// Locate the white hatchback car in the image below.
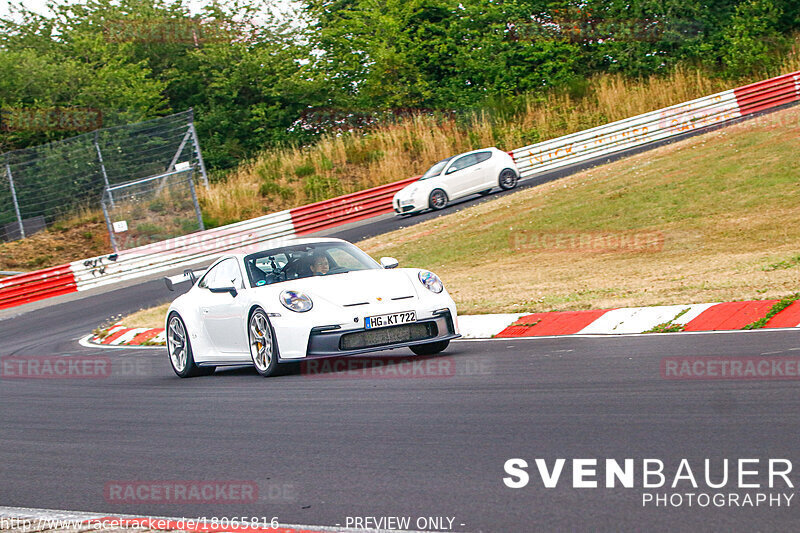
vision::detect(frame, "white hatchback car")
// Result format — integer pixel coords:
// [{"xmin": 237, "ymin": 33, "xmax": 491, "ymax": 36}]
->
[{"xmin": 393, "ymin": 147, "xmax": 519, "ymax": 214}]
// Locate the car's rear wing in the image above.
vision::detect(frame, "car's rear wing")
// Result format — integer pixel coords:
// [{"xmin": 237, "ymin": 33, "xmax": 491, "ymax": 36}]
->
[{"xmin": 164, "ymin": 268, "xmax": 206, "ymax": 291}]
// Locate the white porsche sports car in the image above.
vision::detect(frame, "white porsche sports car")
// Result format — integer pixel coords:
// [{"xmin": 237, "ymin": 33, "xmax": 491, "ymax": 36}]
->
[
  {"xmin": 164, "ymin": 238, "xmax": 459, "ymax": 378},
  {"xmin": 392, "ymin": 147, "xmax": 519, "ymax": 214}
]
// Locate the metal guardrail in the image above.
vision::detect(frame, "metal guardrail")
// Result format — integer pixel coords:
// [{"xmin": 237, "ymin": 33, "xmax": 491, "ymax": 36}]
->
[
  {"xmin": 0, "ymin": 264, "xmax": 77, "ymax": 310},
  {"xmin": 512, "ymin": 89, "xmax": 741, "ymax": 178},
  {"xmin": 1, "ymin": 70, "xmax": 799, "ymax": 310},
  {"xmin": 290, "ymin": 177, "xmax": 419, "ymax": 235},
  {"xmin": 511, "ymin": 71, "xmax": 799, "ymax": 179}
]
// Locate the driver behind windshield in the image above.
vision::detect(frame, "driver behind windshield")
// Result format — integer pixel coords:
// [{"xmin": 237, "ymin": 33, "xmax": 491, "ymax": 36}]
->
[{"xmin": 309, "ymin": 253, "xmax": 330, "ymax": 276}]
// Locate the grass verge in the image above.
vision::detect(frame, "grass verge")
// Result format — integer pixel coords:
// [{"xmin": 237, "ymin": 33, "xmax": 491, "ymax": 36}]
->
[{"xmin": 357, "ymin": 104, "xmax": 800, "ymax": 314}]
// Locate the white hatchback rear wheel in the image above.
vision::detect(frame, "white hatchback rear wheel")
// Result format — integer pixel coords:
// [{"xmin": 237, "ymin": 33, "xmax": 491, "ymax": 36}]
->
[{"xmin": 499, "ymin": 168, "xmax": 518, "ymax": 190}]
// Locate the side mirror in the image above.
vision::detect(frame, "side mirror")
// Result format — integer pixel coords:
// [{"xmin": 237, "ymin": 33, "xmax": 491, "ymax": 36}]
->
[
  {"xmin": 380, "ymin": 257, "xmax": 399, "ymax": 269},
  {"xmin": 209, "ymin": 285, "xmax": 238, "ymax": 296}
]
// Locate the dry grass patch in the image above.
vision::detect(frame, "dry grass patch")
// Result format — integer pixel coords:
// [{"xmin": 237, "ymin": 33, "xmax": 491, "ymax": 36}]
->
[
  {"xmin": 120, "ymin": 302, "xmax": 170, "ymax": 329},
  {"xmin": 0, "ymin": 210, "xmax": 109, "ymax": 271}
]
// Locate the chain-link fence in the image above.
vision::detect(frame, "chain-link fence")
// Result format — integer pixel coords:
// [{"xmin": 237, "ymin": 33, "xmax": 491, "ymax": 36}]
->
[
  {"xmin": 101, "ymin": 167, "xmax": 204, "ymax": 252},
  {"xmin": 0, "ymin": 109, "xmax": 208, "ymax": 242}
]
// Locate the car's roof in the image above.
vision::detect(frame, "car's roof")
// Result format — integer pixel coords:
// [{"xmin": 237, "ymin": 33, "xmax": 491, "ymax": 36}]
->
[
  {"xmin": 448, "ymin": 146, "xmax": 500, "ymax": 160},
  {"xmin": 224, "ymin": 237, "xmax": 351, "ymax": 260}
]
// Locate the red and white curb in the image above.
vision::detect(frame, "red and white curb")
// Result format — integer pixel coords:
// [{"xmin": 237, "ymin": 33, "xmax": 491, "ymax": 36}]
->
[
  {"xmin": 495, "ymin": 299, "xmax": 800, "ymax": 338},
  {"xmin": 0, "ymin": 506, "xmax": 436, "ymax": 533},
  {"xmin": 81, "ymin": 299, "xmax": 800, "ymax": 348},
  {"xmin": 82, "ymin": 316, "xmax": 525, "ymax": 348},
  {"xmin": 89, "ymin": 324, "xmax": 166, "ymax": 346}
]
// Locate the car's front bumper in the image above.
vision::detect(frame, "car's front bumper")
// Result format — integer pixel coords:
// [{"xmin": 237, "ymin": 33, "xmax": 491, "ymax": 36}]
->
[
  {"xmin": 297, "ymin": 309, "xmax": 458, "ymax": 360},
  {"xmin": 392, "ymin": 195, "xmax": 424, "ymax": 214}
]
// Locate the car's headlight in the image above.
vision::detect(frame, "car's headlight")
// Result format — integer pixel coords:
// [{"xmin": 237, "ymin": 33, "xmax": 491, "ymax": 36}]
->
[
  {"xmin": 418, "ymin": 270, "xmax": 444, "ymax": 293},
  {"xmin": 280, "ymin": 290, "xmax": 313, "ymax": 312}
]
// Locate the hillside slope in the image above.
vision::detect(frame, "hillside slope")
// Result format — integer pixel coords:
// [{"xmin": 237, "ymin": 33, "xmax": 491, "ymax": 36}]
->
[{"xmin": 359, "ymin": 105, "xmax": 800, "ymax": 313}]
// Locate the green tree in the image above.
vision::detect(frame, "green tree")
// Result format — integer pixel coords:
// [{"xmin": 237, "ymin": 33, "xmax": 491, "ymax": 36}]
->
[{"xmin": 721, "ymin": 0, "xmax": 785, "ymax": 77}]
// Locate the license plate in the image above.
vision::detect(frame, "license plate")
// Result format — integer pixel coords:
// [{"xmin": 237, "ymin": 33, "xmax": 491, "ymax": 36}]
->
[
  {"xmin": 365, "ymin": 311, "xmax": 416, "ymax": 329},
  {"xmin": 400, "ymin": 199, "xmax": 414, "ymax": 206}
]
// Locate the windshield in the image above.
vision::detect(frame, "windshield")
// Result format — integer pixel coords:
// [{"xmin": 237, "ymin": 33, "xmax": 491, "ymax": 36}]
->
[
  {"xmin": 419, "ymin": 157, "xmax": 452, "ymax": 180},
  {"xmin": 244, "ymin": 241, "xmax": 381, "ymax": 286}
]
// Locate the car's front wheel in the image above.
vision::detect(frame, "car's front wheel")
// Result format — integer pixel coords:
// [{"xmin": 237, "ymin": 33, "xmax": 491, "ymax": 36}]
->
[
  {"xmin": 429, "ymin": 189, "xmax": 449, "ymax": 210},
  {"xmin": 410, "ymin": 340, "xmax": 450, "ymax": 356},
  {"xmin": 249, "ymin": 308, "xmax": 279, "ymax": 377},
  {"xmin": 498, "ymin": 168, "xmax": 518, "ymax": 190},
  {"xmin": 167, "ymin": 313, "xmax": 214, "ymax": 378}
]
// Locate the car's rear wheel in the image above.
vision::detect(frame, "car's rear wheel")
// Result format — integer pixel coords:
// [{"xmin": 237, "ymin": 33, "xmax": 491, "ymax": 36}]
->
[
  {"xmin": 249, "ymin": 308, "xmax": 279, "ymax": 377},
  {"xmin": 410, "ymin": 340, "xmax": 450, "ymax": 356},
  {"xmin": 167, "ymin": 313, "xmax": 214, "ymax": 378},
  {"xmin": 498, "ymin": 168, "xmax": 518, "ymax": 190},
  {"xmin": 429, "ymin": 189, "xmax": 449, "ymax": 210}
]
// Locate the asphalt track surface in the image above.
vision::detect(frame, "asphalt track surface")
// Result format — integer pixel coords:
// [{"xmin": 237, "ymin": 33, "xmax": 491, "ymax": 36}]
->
[{"xmin": 2, "ymin": 145, "xmax": 800, "ymax": 531}]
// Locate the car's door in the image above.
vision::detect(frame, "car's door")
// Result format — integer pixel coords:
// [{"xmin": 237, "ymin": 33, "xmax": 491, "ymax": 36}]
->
[
  {"xmin": 441, "ymin": 153, "xmax": 478, "ymax": 198},
  {"xmin": 471, "ymin": 151, "xmax": 495, "ymax": 189},
  {"xmin": 200, "ymin": 258, "xmax": 249, "ymax": 356}
]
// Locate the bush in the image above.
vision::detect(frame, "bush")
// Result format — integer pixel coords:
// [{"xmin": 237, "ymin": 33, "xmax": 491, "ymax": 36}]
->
[
  {"xmin": 294, "ymin": 162, "xmax": 316, "ymax": 177},
  {"xmin": 259, "ymin": 179, "xmax": 295, "ymax": 200},
  {"xmin": 303, "ymin": 175, "xmax": 343, "ymax": 203}
]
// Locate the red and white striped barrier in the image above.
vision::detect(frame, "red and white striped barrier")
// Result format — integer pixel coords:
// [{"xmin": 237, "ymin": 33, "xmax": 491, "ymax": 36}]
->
[
  {"xmin": 0, "ymin": 264, "xmax": 77, "ymax": 310},
  {"xmin": 511, "ymin": 70, "xmax": 800, "ymax": 178},
  {"xmin": 290, "ymin": 176, "xmax": 418, "ymax": 235},
  {"xmin": 2, "ymin": 70, "xmax": 799, "ymax": 310}
]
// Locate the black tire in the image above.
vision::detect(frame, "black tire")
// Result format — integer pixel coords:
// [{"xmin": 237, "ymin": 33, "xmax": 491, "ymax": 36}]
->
[
  {"xmin": 167, "ymin": 313, "xmax": 214, "ymax": 378},
  {"xmin": 249, "ymin": 308, "xmax": 280, "ymax": 377},
  {"xmin": 479, "ymin": 189, "xmax": 492, "ymax": 196},
  {"xmin": 498, "ymin": 168, "xmax": 518, "ymax": 190},
  {"xmin": 428, "ymin": 189, "xmax": 449, "ymax": 210},
  {"xmin": 410, "ymin": 340, "xmax": 450, "ymax": 356}
]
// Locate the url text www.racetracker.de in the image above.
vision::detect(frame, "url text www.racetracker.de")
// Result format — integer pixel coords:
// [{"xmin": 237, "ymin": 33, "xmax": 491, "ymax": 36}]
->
[{"xmin": 503, "ymin": 458, "xmax": 798, "ymax": 508}]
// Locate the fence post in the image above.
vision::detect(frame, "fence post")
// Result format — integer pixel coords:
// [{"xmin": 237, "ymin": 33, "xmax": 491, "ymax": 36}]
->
[
  {"xmin": 94, "ymin": 131, "xmax": 114, "ymax": 207},
  {"xmin": 188, "ymin": 171, "xmax": 205, "ymax": 231},
  {"xmin": 5, "ymin": 161, "xmax": 24, "ymax": 239},
  {"xmin": 188, "ymin": 109, "xmax": 209, "ymax": 188},
  {"xmin": 167, "ymin": 130, "xmax": 192, "ymax": 172},
  {"xmin": 101, "ymin": 190, "xmax": 119, "ymax": 253}
]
